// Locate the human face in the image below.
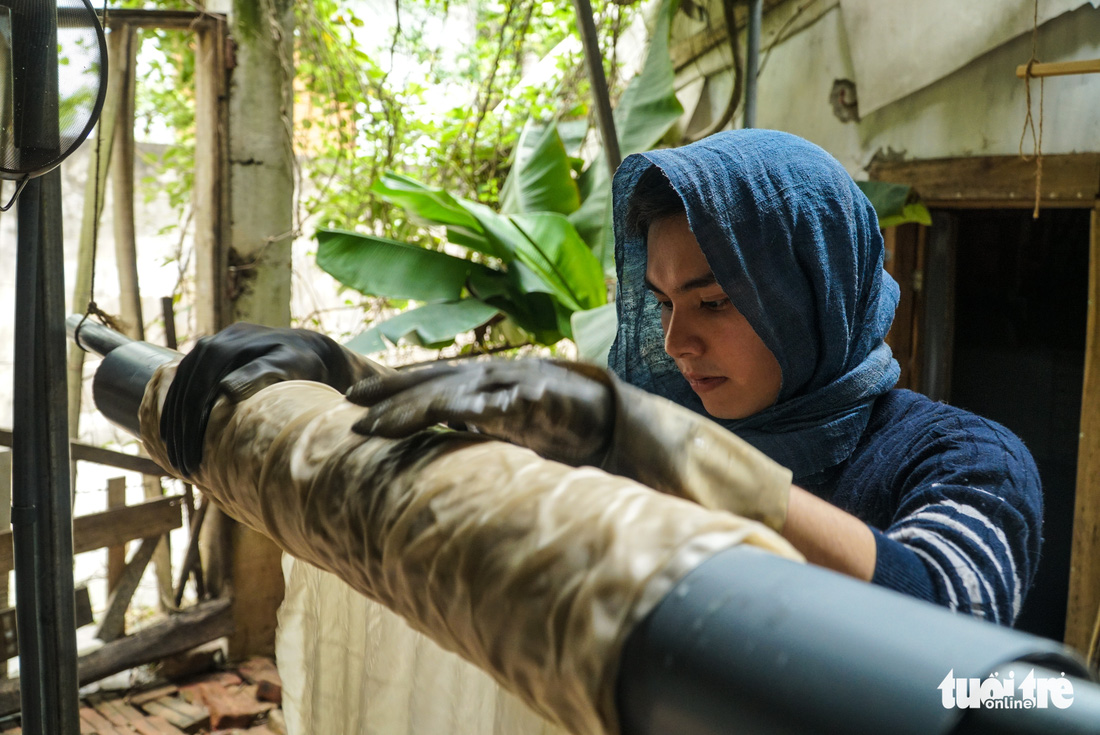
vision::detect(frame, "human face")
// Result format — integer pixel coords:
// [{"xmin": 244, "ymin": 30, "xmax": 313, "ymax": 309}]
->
[{"xmin": 644, "ymin": 213, "xmax": 782, "ymax": 419}]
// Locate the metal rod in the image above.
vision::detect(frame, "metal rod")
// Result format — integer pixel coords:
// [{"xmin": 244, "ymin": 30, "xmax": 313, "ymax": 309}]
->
[
  {"xmin": 743, "ymin": 0, "xmax": 763, "ymax": 128},
  {"xmin": 12, "ymin": 177, "xmax": 46, "ymax": 735},
  {"xmin": 572, "ymin": 0, "xmax": 621, "ymax": 172},
  {"xmin": 38, "ymin": 169, "xmax": 80, "ymax": 735},
  {"xmin": 10, "ymin": 3, "xmax": 80, "ymax": 731}
]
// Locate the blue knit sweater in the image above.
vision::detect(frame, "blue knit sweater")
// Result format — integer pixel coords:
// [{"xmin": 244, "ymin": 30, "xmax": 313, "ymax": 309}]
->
[{"xmin": 801, "ymin": 389, "xmax": 1043, "ymax": 627}]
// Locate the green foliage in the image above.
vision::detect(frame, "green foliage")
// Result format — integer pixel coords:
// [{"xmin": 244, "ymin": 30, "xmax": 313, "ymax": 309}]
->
[
  {"xmin": 316, "ymin": 172, "xmax": 607, "ymax": 352},
  {"xmin": 855, "ymin": 181, "xmax": 933, "ymax": 229},
  {"xmin": 315, "ymin": 0, "xmax": 686, "ymax": 356}
]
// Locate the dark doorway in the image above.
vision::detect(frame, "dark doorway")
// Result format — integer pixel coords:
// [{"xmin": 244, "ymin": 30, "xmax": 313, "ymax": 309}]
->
[{"xmin": 947, "ymin": 208, "xmax": 1089, "ymax": 641}]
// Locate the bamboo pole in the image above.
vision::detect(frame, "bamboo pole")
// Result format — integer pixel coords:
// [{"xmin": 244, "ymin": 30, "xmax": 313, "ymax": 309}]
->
[
  {"xmin": 1016, "ymin": 58, "xmax": 1100, "ymax": 78},
  {"xmin": 108, "ymin": 25, "xmax": 175, "ymax": 611},
  {"xmin": 65, "ymin": 27, "xmax": 128, "ymax": 437},
  {"xmin": 112, "ymin": 23, "xmax": 142, "ymax": 342}
]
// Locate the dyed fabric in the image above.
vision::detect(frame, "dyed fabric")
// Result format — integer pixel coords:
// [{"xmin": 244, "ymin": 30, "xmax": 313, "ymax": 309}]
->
[
  {"xmin": 609, "ymin": 130, "xmax": 900, "ymax": 481},
  {"xmin": 808, "ymin": 389, "xmax": 1042, "ymax": 626}
]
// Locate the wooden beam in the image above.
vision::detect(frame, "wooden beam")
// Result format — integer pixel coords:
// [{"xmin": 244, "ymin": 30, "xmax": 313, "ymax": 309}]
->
[
  {"xmin": 193, "ymin": 18, "xmax": 230, "ymax": 336},
  {"xmin": 867, "ymin": 154, "xmax": 1100, "ymax": 207},
  {"xmin": 1066, "ymin": 206, "xmax": 1100, "ymax": 655},
  {"xmin": 0, "ymin": 429, "xmax": 168, "ymax": 477},
  {"xmin": 0, "ymin": 598, "xmax": 233, "ymax": 716},
  {"xmin": 669, "ymin": 0, "xmax": 788, "ymax": 71},
  {"xmin": 97, "ymin": 538, "xmax": 159, "ymax": 643},
  {"xmin": 100, "ymin": 8, "xmax": 224, "ymax": 31},
  {"xmin": 1016, "ymin": 58, "xmax": 1100, "ymax": 79},
  {"xmin": 0, "ymin": 497, "xmax": 182, "ymax": 577},
  {"xmin": 0, "ymin": 587, "xmax": 95, "ymax": 663},
  {"xmin": 106, "ymin": 477, "xmax": 128, "ymax": 594}
]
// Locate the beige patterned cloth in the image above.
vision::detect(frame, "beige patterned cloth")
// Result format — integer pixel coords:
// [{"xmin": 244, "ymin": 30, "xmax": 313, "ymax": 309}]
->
[{"xmin": 140, "ymin": 363, "xmax": 801, "ymax": 735}]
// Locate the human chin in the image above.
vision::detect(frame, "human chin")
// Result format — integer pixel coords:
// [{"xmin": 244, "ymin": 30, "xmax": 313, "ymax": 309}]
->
[{"xmin": 697, "ymin": 384, "xmax": 763, "ymax": 420}]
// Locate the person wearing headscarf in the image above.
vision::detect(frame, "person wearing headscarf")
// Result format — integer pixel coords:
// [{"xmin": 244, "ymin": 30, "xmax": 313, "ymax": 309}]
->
[{"xmin": 159, "ymin": 130, "xmax": 1041, "ymax": 627}]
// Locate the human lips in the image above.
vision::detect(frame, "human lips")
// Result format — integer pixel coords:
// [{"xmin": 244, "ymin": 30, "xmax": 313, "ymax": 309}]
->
[{"xmin": 682, "ymin": 372, "xmax": 728, "ymax": 393}]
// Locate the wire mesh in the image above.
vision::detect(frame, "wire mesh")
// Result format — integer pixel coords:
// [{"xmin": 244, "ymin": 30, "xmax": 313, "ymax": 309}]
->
[{"xmin": 0, "ymin": 0, "xmax": 107, "ymax": 180}]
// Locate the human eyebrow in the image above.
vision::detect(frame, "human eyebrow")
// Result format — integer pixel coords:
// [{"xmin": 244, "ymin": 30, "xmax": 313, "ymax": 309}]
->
[{"xmin": 644, "ymin": 271, "xmax": 719, "ymax": 296}]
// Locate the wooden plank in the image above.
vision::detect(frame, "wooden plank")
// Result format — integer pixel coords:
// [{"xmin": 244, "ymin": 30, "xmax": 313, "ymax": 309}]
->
[
  {"xmin": 868, "ymin": 154, "xmax": 1100, "ymax": 207},
  {"xmin": 99, "ymin": 8, "xmax": 223, "ymax": 30},
  {"xmin": 77, "ymin": 706, "xmax": 125, "ymax": 735},
  {"xmin": 0, "ymin": 430, "xmax": 167, "ymax": 477},
  {"xmin": 141, "ymin": 697, "xmax": 209, "ymax": 733},
  {"xmin": 1066, "ymin": 207, "xmax": 1100, "ymax": 656},
  {"xmin": 1016, "ymin": 58, "xmax": 1100, "ymax": 78},
  {"xmin": 133, "ymin": 715, "xmax": 186, "ymax": 735},
  {"xmin": 91, "ymin": 698, "xmax": 134, "ymax": 730},
  {"xmin": 0, "ymin": 587, "xmax": 94, "ymax": 662},
  {"xmin": 128, "ymin": 685, "xmax": 179, "ymax": 708},
  {"xmin": 134, "ymin": 715, "xmax": 187, "ymax": 735},
  {"xmin": 883, "ymin": 224, "xmax": 922, "ymax": 391},
  {"xmin": 0, "ymin": 497, "xmax": 181, "ymax": 576},
  {"xmin": 106, "ymin": 477, "xmax": 128, "ymax": 595},
  {"xmin": 97, "ymin": 537, "xmax": 159, "ymax": 642},
  {"xmin": 0, "ymin": 598, "xmax": 233, "ymax": 716}
]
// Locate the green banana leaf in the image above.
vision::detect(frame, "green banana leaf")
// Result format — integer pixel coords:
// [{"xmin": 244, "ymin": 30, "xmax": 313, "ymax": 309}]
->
[
  {"xmin": 371, "ymin": 173, "xmax": 509, "ymax": 261},
  {"xmin": 316, "ymin": 229, "xmax": 505, "ymax": 302},
  {"xmin": 499, "ymin": 121, "xmax": 581, "ymax": 216},
  {"xmin": 346, "ymin": 299, "xmax": 501, "ymax": 354},
  {"xmin": 571, "ymin": 302, "xmax": 618, "ymax": 367},
  {"xmin": 569, "ymin": 0, "xmax": 684, "ymax": 272},
  {"xmin": 454, "ymin": 201, "xmax": 606, "ymax": 313},
  {"xmin": 855, "ymin": 181, "xmax": 932, "ymax": 229}
]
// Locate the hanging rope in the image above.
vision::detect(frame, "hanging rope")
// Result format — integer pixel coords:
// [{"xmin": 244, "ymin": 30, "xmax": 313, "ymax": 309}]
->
[
  {"xmin": 1018, "ymin": 0, "xmax": 1044, "ymax": 220},
  {"xmin": 76, "ymin": 0, "xmax": 124, "ymax": 339}
]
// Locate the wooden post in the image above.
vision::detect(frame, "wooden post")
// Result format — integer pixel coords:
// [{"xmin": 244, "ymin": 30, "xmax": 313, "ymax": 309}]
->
[
  {"xmin": 1066, "ymin": 206, "xmax": 1100, "ymax": 656},
  {"xmin": 105, "ymin": 477, "xmax": 127, "ymax": 595},
  {"xmin": 193, "ymin": 17, "xmax": 230, "ymax": 337},
  {"xmin": 206, "ymin": 0, "xmax": 295, "ymax": 658},
  {"xmin": 106, "ymin": 24, "xmax": 176, "ymax": 611}
]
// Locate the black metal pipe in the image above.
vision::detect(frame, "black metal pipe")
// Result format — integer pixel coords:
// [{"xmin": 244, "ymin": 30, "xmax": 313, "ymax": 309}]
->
[
  {"xmin": 12, "ymin": 176, "xmax": 47, "ymax": 735},
  {"xmin": 66, "ymin": 316, "xmax": 178, "ymax": 436},
  {"xmin": 10, "ymin": 3, "xmax": 81, "ymax": 731},
  {"xmin": 74, "ymin": 325, "xmax": 1100, "ymax": 734},
  {"xmin": 572, "ymin": 0, "xmax": 621, "ymax": 173},
  {"xmin": 617, "ymin": 545, "xmax": 1098, "ymax": 735},
  {"xmin": 743, "ymin": 0, "xmax": 762, "ymax": 128},
  {"xmin": 14, "ymin": 179, "xmax": 80, "ymax": 734}
]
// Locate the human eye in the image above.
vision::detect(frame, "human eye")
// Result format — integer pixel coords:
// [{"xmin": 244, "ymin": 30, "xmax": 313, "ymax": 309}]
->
[{"xmin": 701, "ymin": 297, "xmax": 731, "ymax": 311}]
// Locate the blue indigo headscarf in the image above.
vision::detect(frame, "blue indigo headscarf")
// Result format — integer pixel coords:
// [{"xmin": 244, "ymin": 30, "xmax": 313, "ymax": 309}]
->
[{"xmin": 608, "ymin": 129, "xmax": 900, "ymax": 482}]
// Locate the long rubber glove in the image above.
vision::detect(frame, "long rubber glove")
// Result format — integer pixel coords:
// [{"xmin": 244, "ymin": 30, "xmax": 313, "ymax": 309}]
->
[
  {"xmin": 347, "ymin": 359, "xmax": 792, "ymax": 530},
  {"xmin": 161, "ymin": 322, "xmax": 393, "ymax": 477}
]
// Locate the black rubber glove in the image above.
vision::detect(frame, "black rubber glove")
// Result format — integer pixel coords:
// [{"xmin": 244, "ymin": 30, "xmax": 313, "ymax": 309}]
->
[
  {"xmin": 161, "ymin": 322, "xmax": 392, "ymax": 477},
  {"xmin": 348, "ymin": 357, "xmax": 793, "ymax": 530},
  {"xmin": 347, "ymin": 359, "xmax": 614, "ymax": 465}
]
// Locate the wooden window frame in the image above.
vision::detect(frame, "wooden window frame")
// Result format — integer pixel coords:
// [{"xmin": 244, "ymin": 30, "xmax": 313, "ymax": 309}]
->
[{"xmin": 871, "ymin": 154, "xmax": 1100, "ymax": 657}]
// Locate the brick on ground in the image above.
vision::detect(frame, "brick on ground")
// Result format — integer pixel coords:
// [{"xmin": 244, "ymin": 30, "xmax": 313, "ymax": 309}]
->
[
  {"xmin": 192, "ymin": 680, "xmax": 276, "ymax": 730},
  {"xmin": 236, "ymin": 657, "xmax": 282, "ymax": 706}
]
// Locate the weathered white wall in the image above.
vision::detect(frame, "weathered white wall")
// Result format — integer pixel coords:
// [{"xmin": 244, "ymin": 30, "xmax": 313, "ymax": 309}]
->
[{"xmin": 674, "ymin": 1, "xmax": 1100, "ymax": 174}]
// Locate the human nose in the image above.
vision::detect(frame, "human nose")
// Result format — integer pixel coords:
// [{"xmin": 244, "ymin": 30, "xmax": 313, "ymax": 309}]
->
[{"xmin": 663, "ymin": 309, "xmax": 704, "ymax": 358}]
